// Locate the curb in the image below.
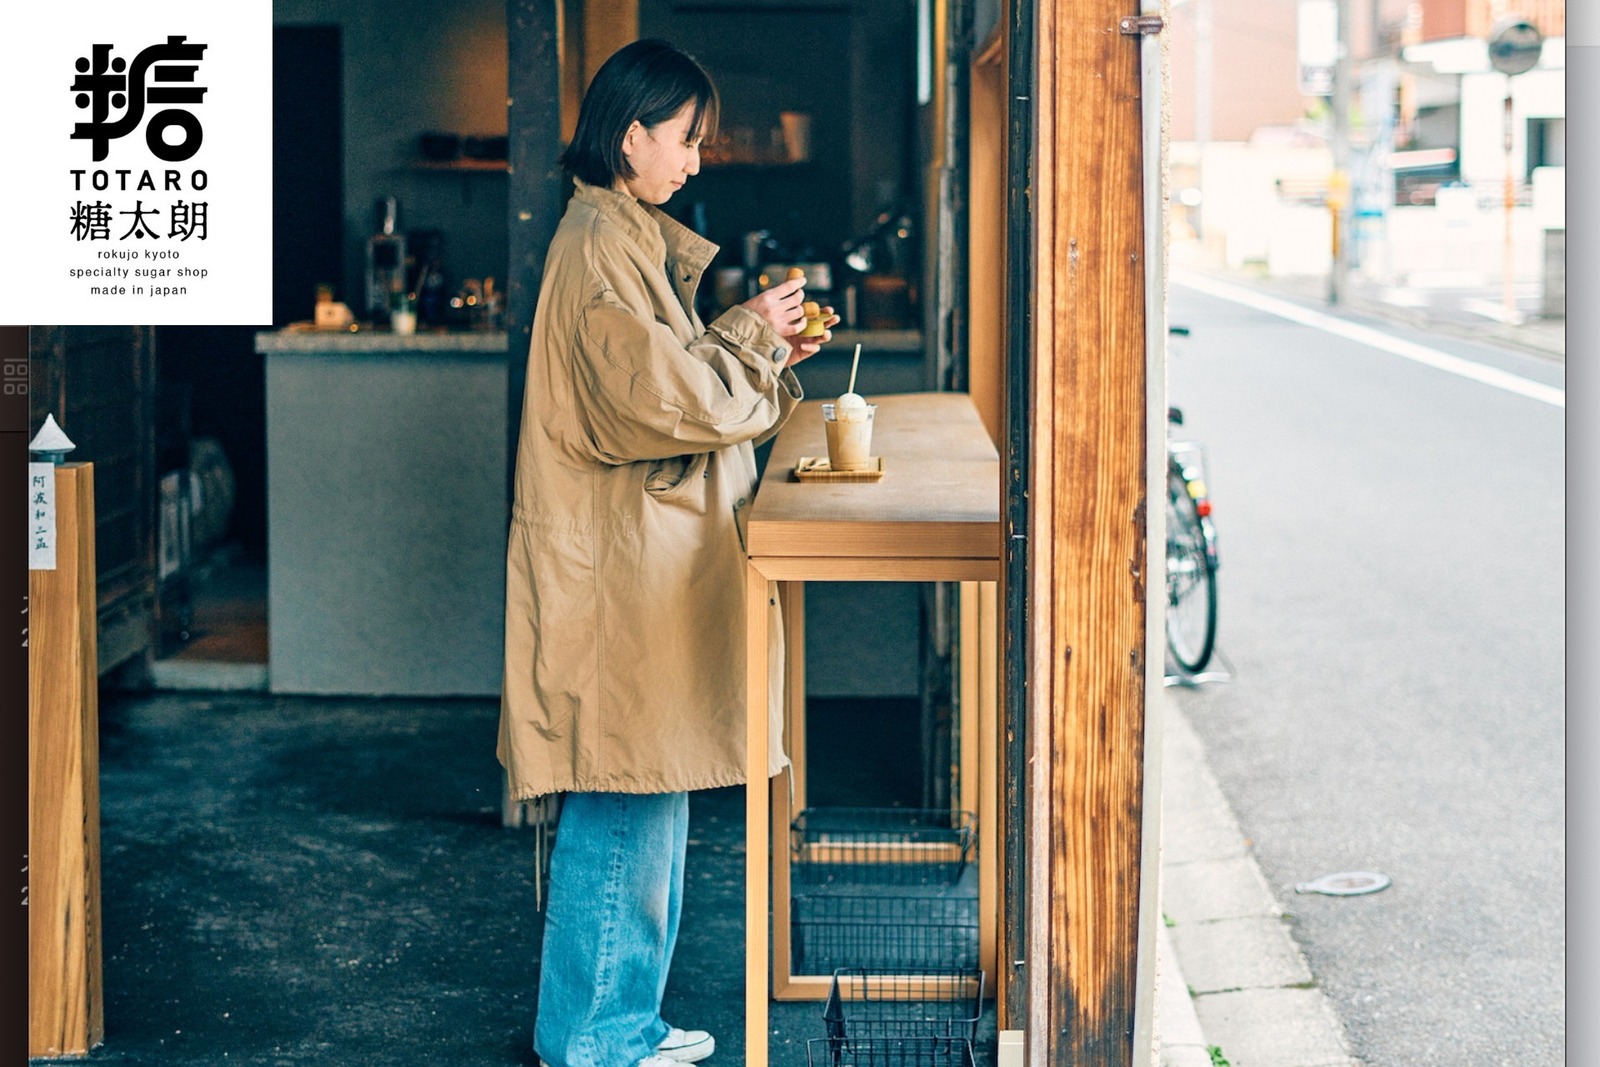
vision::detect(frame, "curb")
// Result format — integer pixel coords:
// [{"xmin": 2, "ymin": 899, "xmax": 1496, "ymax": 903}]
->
[
  {"xmin": 1158, "ymin": 699, "xmax": 1359, "ymax": 1067},
  {"xmin": 1156, "ymin": 923, "xmax": 1212, "ymax": 1067}
]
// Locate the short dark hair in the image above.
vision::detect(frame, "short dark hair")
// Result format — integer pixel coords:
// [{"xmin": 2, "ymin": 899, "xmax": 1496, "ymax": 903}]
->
[{"xmin": 560, "ymin": 39, "xmax": 719, "ymax": 188}]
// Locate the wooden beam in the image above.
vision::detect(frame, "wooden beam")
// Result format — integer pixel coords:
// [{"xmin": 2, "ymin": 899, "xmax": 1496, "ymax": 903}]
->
[
  {"xmin": 1018, "ymin": 0, "xmax": 1153, "ymax": 1060},
  {"xmin": 582, "ymin": 0, "xmax": 636, "ymax": 88}
]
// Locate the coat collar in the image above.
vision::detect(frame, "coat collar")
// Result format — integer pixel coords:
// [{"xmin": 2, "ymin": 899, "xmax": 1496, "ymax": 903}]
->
[{"xmin": 572, "ymin": 180, "xmax": 719, "ymax": 275}]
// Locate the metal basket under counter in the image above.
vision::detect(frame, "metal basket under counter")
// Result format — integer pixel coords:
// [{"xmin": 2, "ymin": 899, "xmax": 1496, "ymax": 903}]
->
[
  {"xmin": 789, "ymin": 808, "xmax": 980, "ymax": 975},
  {"xmin": 822, "ymin": 966, "xmax": 985, "ymax": 1041},
  {"xmin": 807, "ymin": 1037, "xmax": 977, "ymax": 1067},
  {"xmin": 791, "ymin": 808, "xmax": 976, "ymax": 887}
]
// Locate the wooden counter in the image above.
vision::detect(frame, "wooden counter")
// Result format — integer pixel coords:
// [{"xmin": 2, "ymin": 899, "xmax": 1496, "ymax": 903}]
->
[
  {"xmin": 742, "ymin": 392, "xmax": 1001, "ymax": 1060},
  {"xmin": 749, "ymin": 392, "xmax": 1001, "ymax": 575}
]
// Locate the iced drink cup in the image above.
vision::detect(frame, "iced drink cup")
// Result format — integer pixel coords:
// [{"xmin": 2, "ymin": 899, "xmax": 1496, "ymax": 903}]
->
[{"xmin": 822, "ymin": 402, "xmax": 876, "ymax": 471}]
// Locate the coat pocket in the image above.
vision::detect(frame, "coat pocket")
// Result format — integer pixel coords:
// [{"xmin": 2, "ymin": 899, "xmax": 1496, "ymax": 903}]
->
[{"xmin": 643, "ymin": 452, "xmax": 709, "ymax": 505}]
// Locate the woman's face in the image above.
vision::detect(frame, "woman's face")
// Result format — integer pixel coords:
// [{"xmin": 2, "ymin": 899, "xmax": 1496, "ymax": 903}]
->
[{"xmin": 618, "ymin": 102, "xmax": 703, "ymax": 205}]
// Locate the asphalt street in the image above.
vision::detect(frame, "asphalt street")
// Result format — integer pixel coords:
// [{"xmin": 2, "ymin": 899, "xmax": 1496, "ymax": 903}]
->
[{"xmin": 1164, "ymin": 278, "xmax": 1565, "ymax": 1065}]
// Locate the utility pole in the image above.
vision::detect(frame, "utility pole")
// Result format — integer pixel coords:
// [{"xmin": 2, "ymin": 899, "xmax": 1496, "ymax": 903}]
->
[
  {"xmin": 1502, "ymin": 84, "xmax": 1517, "ymax": 324},
  {"xmin": 1487, "ymin": 17, "xmax": 1544, "ymax": 326},
  {"xmin": 1327, "ymin": 0, "xmax": 1352, "ymax": 305}
]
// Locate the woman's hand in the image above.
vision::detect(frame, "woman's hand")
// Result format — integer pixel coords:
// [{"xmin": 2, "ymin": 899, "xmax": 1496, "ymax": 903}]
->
[
  {"xmin": 741, "ymin": 276, "xmax": 807, "ymax": 339},
  {"xmin": 780, "ymin": 307, "xmax": 841, "ymax": 367},
  {"xmin": 740, "ymin": 278, "xmax": 840, "ymax": 367}
]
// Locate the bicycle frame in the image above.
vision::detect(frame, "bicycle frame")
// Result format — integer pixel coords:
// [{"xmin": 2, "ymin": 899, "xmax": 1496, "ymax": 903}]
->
[{"xmin": 1166, "ymin": 438, "xmax": 1218, "ymax": 571}]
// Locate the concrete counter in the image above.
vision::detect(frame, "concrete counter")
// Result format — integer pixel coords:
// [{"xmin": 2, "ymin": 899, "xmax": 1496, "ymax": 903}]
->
[{"xmin": 260, "ymin": 330, "xmax": 507, "ymax": 697}]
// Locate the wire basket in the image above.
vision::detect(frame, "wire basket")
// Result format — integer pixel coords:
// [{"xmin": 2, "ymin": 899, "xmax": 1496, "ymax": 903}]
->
[
  {"xmin": 790, "ymin": 887, "xmax": 980, "ymax": 974},
  {"xmin": 807, "ymin": 1037, "xmax": 976, "ymax": 1067},
  {"xmin": 792, "ymin": 808, "xmax": 977, "ymax": 887},
  {"xmin": 823, "ymin": 967, "xmax": 985, "ymax": 1041}
]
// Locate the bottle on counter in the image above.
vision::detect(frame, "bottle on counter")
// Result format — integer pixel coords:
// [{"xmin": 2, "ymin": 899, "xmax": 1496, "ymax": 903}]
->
[
  {"xmin": 416, "ymin": 263, "xmax": 446, "ymax": 327},
  {"xmin": 365, "ymin": 197, "xmax": 407, "ymax": 325},
  {"xmin": 409, "ymin": 229, "xmax": 447, "ymax": 328}
]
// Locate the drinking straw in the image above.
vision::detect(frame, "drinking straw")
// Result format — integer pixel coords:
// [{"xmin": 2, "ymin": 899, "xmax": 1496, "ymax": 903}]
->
[{"xmin": 847, "ymin": 343, "xmax": 863, "ymax": 395}]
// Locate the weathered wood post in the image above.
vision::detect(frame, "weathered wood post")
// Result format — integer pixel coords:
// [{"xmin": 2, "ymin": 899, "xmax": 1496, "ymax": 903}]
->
[
  {"xmin": 1004, "ymin": 0, "xmax": 1163, "ymax": 1061},
  {"xmin": 29, "ymin": 460, "xmax": 104, "ymax": 1058}
]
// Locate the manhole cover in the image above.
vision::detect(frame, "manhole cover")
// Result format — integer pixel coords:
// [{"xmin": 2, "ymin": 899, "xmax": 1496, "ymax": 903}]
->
[{"xmin": 1294, "ymin": 871, "xmax": 1391, "ymax": 896}]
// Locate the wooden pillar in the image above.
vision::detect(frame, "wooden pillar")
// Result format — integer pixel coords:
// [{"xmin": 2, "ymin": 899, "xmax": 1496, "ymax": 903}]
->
[
  {"xmin": 967, "ymin": 26, "xmax": 1008, "ymax": 446},
  {"xmin": 29, "ymin": 463, "xmax": 103, "ymax": 1058},
  {"xmin": 1009, "ymin": 0, "xmax": 1154, "ymax": 1060},
  {"xmin": 582, "ymin": 0, "xmax": 637, "ymax": 86}
]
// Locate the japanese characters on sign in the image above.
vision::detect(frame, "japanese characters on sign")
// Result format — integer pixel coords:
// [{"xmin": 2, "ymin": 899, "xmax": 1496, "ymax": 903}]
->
[
  {"xmin": 67, "ymin": 38, "xmax": 211, "ymax": 251},
  {"xmin": 29, "ymin": 465, "xmax": 57, "ymax": 572},
  {"xmin": 0, "ymin": 1, "xmax": 272, "ymax": 325}
]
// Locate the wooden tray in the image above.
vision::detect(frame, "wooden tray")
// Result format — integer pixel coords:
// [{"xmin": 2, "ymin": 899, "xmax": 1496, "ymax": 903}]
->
[{"xmin": 791, "ymin": 456, "xmax": 886, "ymax": 483}]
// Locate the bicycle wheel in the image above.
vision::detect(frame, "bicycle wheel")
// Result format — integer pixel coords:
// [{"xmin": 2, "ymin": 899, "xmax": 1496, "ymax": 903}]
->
[{"xmin": 1165, "ymin": 462, "xmax": 1217, "ymax": 673}]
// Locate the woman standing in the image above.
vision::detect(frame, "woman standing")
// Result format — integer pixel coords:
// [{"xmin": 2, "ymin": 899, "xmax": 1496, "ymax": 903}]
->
[{"xmin": 498, "ymin": 39, "xmax": 835, "ymax": 1067}]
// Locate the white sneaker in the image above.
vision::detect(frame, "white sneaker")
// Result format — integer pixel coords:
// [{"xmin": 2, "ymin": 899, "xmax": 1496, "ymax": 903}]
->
[
  {"xmin": 655, "ymin": 1027, "xmax": 716, "ymax": 1063},
  {"xmin": 536, "ymin": 1028, "xmax": 715, "ymax": 1067}
]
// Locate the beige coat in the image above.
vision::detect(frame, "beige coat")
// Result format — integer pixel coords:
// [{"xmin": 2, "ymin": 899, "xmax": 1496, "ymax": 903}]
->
[{"xmin": 498, "ymin": 181, "xmax": 801, "ymax": 799}]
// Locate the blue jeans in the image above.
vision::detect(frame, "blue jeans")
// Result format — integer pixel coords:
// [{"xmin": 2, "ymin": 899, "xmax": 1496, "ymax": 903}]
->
[{"xmin": 535, "ymin": 791, "xmax": 689, "ymax": 1067}]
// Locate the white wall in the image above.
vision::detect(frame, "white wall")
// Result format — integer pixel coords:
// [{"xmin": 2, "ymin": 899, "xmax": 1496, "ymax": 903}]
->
[
  {"xmin": 1458, "ymin": 65, "xmax": 1564, "ymax": 184},
  {"xmin": 1370, "ymin": 203, "xmax": 1551, "ymax": 286},
  {"xmin": 1195, "ymin": 142, "xmax": 1334, "ymax": 269}
]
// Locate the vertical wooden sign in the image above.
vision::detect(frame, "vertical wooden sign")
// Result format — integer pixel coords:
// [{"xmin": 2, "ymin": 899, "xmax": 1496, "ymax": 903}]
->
[{"xmin": 28, "ymin": 463, "xmax": 104, "ymax": 1058}]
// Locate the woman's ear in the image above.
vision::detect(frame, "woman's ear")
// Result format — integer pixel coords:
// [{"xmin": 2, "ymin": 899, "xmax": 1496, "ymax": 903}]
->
[{"xmin": 620, "ymin": 119, "xmax": 644, "ymax": 160}]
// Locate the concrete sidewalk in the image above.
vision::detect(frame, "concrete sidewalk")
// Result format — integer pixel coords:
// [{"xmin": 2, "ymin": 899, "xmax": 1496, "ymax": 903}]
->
[{"xmin": 1156, "ymin": 698, "xmax": 1359, "ymax": 1067}]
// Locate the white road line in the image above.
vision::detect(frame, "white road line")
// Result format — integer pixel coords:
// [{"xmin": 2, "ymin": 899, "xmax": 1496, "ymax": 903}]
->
[{"xmin": 1175, "ymin": 273, "xmax": 1565, "ymax": 410}]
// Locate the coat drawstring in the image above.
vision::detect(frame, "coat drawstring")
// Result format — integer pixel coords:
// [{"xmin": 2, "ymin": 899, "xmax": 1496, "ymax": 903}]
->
[
  {"xmin": 503, "ymin": 774, "xmax": 561, "ymax": 910},
  {"xmin": 532, "ymin": 794, "xmax": 560, "ymax": 911}
]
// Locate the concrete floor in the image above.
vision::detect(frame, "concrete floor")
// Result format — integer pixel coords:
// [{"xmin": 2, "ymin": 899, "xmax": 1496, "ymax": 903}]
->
[{"xmin": 76, "ymin": 689, "xmax": 993, "ymax": 1067}]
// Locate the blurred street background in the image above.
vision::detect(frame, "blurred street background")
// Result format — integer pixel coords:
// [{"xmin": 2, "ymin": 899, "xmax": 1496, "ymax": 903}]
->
[
  {"xmin": 1165, "ymin": 0, "xmax": 1564, "ymax": 334},
  {"xmin": 1163, "ymin": 274, "xmax": 1563, "ymax": 1065},
  {"xmin": 1156, "ymin": 0, "xmax": 1564, "ymax": 1063}
]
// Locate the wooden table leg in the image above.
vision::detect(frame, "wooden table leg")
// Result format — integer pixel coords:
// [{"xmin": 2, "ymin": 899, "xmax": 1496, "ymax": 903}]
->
[
  {"xmin": 783, "ymin": 583, "xmax": 807, "ymax": 813},
  {"xmin": 977, "ymin": 582, "xmax": 1000, "ymax": 999},
  {"xmin": 961, "ymin": 581, "xmax": 1002, "ymax": 1003},
  {"xmin": 772, "ymin": 582, "xmax": 803, "ymax": 999},
  {"xmin": 744, "ymin": 562, "xmax": 771, "ymax": 1067}
]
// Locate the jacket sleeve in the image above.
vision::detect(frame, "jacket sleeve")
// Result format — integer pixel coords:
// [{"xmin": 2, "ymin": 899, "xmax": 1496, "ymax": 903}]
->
[{"xmin": 571, "ymin": 289, "xmax": 804, "ymax": 464}]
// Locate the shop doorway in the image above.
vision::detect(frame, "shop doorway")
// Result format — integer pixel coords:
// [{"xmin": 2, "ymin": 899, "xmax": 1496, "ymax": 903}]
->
[{"xmin": 150, "ymin": 26, "xmax": 342, "ymax": 687}]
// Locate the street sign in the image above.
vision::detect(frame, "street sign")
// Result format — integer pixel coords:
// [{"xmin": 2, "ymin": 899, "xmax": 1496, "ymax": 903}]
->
[
  {"xmin": 1488, "ymin": 17, "xmax": 1543, "ymax": 76},
  {"xmin": 1297, "ymin": 0, "xmax": 1337, "ymax": 95}
]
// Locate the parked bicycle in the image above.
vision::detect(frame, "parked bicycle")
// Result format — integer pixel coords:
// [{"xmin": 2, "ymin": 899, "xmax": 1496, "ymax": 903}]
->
[{"xmin": 1165, "ymin": 326, "xmax": 1220, "ymax": 677}]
